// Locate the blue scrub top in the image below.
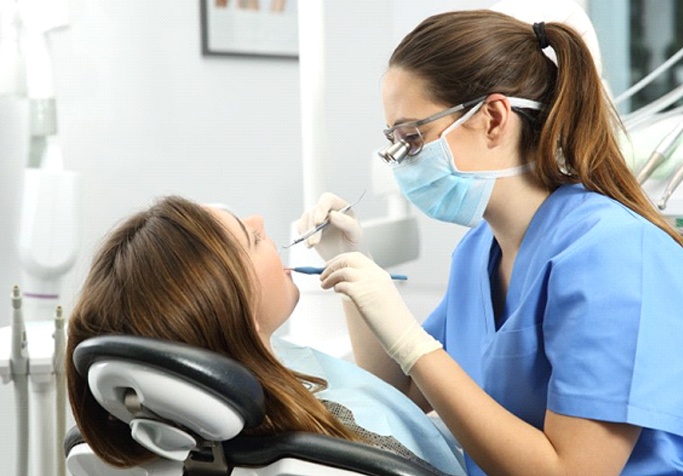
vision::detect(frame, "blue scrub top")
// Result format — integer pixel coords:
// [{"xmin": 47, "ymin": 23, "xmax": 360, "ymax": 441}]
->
[{"xmin": 423, "ymin": 184, "xmax": 683, "ymax": 476}]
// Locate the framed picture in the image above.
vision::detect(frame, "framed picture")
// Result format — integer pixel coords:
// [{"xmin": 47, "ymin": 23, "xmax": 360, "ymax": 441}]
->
[{"xmin": 200, "ymin": 0, "xmax": 298, "ymax": 59}]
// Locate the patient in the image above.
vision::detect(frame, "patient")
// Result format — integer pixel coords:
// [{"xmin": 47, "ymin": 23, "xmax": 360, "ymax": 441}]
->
[{"xmin": 66, "ymin": 195, "xmax": 464, "ymax": 475}]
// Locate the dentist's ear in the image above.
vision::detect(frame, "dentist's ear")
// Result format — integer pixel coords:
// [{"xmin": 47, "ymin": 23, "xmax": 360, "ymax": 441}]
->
[{"xmin": 482, "ymin": 94, "xmax": 515, "ymax": 148}]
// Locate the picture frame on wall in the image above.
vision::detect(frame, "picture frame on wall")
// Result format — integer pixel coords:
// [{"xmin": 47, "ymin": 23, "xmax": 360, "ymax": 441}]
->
[{"xmin": 200, "ymin": 0, "xmax": 298, "ymax": 59}]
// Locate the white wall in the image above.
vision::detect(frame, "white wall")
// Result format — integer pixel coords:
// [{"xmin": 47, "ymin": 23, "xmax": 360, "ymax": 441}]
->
[{"xmin": 0, "ymin": 0, "xmax": 494, "ymax": 472}]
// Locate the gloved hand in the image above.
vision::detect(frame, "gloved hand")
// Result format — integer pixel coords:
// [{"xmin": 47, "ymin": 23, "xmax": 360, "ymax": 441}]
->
[
  {"xmin": 319, "ymin": 252, "xmax": 442, "ymax": 374},
  {"xmin": 296, "ymin": 193, "xmax": 367, "ymax": 261}
]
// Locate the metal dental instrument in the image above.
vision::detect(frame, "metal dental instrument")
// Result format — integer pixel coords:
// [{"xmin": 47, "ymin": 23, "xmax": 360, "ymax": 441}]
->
[
  {"xmin": 636, "ymin": 120, "xmax": 683, "ymax": 184},
  {"xmin": 289, "ymin": 266, "xmax": 408, "ymax": 281},
  {"xmin": 282, "ymin": 190, "xmax": 366, "ymax": 249},
  {"xmin": 658, "ymin": 160, "xmax": 683, "ymax": 210}
]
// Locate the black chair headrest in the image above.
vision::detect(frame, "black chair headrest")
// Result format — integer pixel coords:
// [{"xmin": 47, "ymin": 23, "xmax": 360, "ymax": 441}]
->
[{"xmin": 73, "ymin": 335, "xmax": 265, "ymax": 428}]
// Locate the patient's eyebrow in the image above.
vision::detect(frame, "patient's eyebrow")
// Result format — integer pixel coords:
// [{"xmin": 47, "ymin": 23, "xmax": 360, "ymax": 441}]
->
[{"xmin": 231, "ymin": 213, "xmax": 253, "ymax": 248}]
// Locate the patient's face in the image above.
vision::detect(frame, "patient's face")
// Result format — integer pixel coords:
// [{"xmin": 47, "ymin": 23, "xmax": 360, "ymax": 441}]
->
[{"xmin": 206, "ymin": 207, "xmax": 300, "ymax": 339}]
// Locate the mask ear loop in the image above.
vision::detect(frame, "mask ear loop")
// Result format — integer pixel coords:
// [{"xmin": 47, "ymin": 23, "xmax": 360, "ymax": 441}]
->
[
  {"xmin": 438, "ymin": 101, "xmax": 485, "ymax": 168},
  {"xmin": 440, "ymin": 99, "xmax": 537, "ymax": 177}
]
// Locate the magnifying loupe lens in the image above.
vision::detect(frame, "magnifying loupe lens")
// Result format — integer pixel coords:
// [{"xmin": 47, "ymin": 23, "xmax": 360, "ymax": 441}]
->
[
  {"xmin": 378, "ymin": 141, "xmax": 410, "ymax": 164},
  {"xmin": 394, "ymin": 128, "xmax": 423, "ymax": 155}
]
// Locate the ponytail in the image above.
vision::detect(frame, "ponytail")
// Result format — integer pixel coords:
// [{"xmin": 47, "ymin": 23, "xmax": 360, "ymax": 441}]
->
[{"xmin": 539, "ymin": 22, "xmax": 683, "ymax": 246}]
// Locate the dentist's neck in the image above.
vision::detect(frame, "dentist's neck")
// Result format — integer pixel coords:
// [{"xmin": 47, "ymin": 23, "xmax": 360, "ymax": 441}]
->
[{"xmin": 485, "ymin": 172, "xmax": 550, "ymax": 257}]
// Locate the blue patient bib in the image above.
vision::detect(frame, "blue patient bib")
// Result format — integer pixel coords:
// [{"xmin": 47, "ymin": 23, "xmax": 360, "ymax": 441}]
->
[{"xmin": 272, "ymin": 337, "xmax": 466, "ymax": 476}]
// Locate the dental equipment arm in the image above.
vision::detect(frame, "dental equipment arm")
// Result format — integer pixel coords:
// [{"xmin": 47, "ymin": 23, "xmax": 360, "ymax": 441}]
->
[
  {"xmin": 6, "ymin": 11, "xmax": 81, "ymax": 476},
  {"xmin": 615, "ymin": 45, "xmax": 683, "ymax": 106},
  {"xmin": 19, "ymin": 16, "xmax": 80, "ymax": 305},
  {"xmin": 657, "ymin": 161, "xmax": 683, "ymax": 211},
  {"xmin": 636, "ymin": 120, "xmax": 683, "ymax": 184},
  {"xmin": 623, "ymin": 84, "xmax": 683, "ymax": 130},
  {"xmin": 11, "ymin": 286, "xmax": 29, "ymax": 476}
]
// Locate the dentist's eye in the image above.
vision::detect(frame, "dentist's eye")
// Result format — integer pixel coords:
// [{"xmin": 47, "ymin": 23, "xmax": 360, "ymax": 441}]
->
[{"xmin": 253, "ymin": 231, "xmax": 264, "ymax": 244}]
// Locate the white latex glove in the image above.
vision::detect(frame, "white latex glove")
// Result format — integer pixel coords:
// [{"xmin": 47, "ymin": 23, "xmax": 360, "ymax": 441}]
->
[
  {"xmin": 320, "ymin": 252, "xmax": 442, "ymax": 374},
  {"xmin": 296, "ymin": 192, "xmax": 367, "ymax": 261}
]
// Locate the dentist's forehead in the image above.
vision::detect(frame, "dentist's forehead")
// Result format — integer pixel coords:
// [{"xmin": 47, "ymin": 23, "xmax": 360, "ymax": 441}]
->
[{"xmin": 382, "ymin": 68, "xmax": 445, "ymax": 127}]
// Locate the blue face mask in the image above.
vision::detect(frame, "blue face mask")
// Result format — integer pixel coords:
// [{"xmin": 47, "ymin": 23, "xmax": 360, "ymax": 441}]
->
[{"xmin": 391, "ymin": 98, "xmax": 539, "ymax": 227}]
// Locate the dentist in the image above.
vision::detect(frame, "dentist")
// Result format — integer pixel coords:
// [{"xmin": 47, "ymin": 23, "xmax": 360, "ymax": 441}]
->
[{"xmin": 299, "ymin": 9, "xmax": 683, "ymax": 476}]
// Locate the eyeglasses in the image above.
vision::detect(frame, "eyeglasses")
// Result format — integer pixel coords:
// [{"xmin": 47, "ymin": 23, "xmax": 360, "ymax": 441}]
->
[{"xmin": 378, "ymin": 96, "xmax": 486, "ymax": 164}]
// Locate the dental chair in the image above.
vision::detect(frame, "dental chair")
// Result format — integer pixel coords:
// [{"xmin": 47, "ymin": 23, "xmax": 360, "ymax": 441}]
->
[{"xmin": 64, "ymin": 335, "xmax": 441, "ymax": 476}]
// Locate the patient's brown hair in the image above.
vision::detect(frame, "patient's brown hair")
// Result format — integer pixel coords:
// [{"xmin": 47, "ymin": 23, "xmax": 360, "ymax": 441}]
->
[{"xmin": 66, "ymin": 196, "xmax": 358, "ymax": 468}]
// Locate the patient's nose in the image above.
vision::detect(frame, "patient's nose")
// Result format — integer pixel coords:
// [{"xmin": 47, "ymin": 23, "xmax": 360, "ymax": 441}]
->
[{"xmin": 243, "ymin": 215, "xmax": 265, "ymax": 234}]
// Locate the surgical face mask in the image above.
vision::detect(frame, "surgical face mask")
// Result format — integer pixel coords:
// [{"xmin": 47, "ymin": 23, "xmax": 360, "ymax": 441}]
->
[{"xmin": 390, "ymin": 98, "xmax": 541, "ymax": 227}]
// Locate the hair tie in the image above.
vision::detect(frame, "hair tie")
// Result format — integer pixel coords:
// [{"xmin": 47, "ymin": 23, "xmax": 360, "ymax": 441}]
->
[{"xmin": 533, "ymin": 22, "xmax": 549, "ymax": 49}]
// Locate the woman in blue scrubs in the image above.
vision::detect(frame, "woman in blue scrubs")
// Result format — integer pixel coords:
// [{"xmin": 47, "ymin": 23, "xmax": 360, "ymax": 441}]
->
[{"xmin": 300, "ymin": 9, "xmax": 683, "ymax": 476}]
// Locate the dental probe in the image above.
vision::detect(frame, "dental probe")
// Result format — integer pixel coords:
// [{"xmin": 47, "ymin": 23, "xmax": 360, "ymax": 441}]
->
[
  {"xmin": 658, "ymin": 160, "xmax": 683, "ymax": 210},
  {"xmin": 637, "ymin": 121, "xmax": 683, "ymax": 184},
  {"xmin": 282, "ymin": 191, "xmax": 366, "ymax": 249},
  {"xmin": 289, "ymin": 266, "xmax": 408, "ymax": 281}
]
